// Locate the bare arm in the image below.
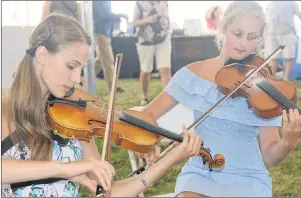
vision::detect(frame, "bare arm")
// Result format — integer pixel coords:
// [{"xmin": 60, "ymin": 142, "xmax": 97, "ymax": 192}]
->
[
  {"xmin": 141, "ymin": 60, "xmax": 209, "ymax": 120},
  {"xmin": 110, "ymin": 150, "xmax": 176, "ymax": 197},
  {"xmin": 141, "ymin": 91, "xmax": 178, "ymax": 120},
  {"xmin": 259, "ymin": 110, "xmax": 300, "ymax": 166},
  {"xmin": 79, "ymin": 138, "xmax": 102, "ymax": 182},
  {"xmin": 2, "ymin": 158, "xmax": 90, "ymax": 184},
  {"xmin": 41, "ymin": 1, "xmax": 51, "ymax": 20},
  {"xmin": 80, "ymin": 137, "xmax": 174, "ymax": 196},
  {"xmin": 80, "ymin": 128, "xmax": 201, "ymax": 197},
  {"xmin": 259, "ymin": 127, "xmax": 294, "ymax": 166}
]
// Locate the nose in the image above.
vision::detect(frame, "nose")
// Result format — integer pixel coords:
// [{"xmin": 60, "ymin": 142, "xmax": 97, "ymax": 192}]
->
[
  {"xmin": 71, "ymin": 69, "xmax": 82, "ymax": 84},
  {"xmin": 240, "ymin": 36, "xmax": 249, "ymax": 49}
]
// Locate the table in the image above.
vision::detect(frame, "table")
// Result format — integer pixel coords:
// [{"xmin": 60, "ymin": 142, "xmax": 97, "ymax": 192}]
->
[{"xmin": 97, "ymin": 35, "xmax": 220, "ymax": 78}]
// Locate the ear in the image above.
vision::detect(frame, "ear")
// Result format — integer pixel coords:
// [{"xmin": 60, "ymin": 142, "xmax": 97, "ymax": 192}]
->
[{"xmin": 35, "ymin": 46, "xmax": 49, "ymax": 65}]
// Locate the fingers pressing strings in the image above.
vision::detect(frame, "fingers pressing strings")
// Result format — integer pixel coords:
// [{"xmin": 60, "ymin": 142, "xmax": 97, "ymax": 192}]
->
[
  {"xmin": 293, "ymin": 109, "xmax": 301, "ymax": 128},
  {"xmin": 282, "ymin": 109, "xmax": 301, "ymax": 131}
]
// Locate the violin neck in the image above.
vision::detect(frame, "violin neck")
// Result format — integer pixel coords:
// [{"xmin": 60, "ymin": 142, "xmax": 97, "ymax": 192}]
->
[
  {"xmin": 119, "ymin": 111, "xmax": 184, "ymax": 142},
  {"xmin": 256, "ymin": 80, "xmax": 301, "ymax": 114}
]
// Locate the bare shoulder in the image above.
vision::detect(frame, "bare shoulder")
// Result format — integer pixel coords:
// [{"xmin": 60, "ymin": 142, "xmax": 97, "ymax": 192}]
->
[
  {"xmin": 185, "ymin": 58, "xmax": 221, "ymax": 83},
  {"xmin": 186, "ymin": 60, "xmax": 206, "ymax": 74}
]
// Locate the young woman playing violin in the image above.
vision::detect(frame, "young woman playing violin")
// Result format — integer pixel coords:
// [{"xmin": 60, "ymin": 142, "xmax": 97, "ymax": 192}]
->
[
  {"xmin": 140, "ymin": 1, "xmax": 301, "ymax": 197},
  {"xmin": 1, "ymin": 13, "xmax": 203, "ymax": 197}
]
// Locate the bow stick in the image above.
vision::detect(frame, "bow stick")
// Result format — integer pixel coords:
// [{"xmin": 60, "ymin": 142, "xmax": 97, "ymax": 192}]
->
[{"xmin": 96, "ymin": 53, "xmax": 123, "ymax": 197}]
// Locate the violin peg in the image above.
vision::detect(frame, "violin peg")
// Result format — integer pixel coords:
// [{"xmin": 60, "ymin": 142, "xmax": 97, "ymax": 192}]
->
[
  {"xmin": 209, "ymin": 163, "xmax": 213, "ymax": 172},
  {"xmin": 203, "ymin": 158, "xmax": 207, "ymax": 165},
  {"xmin": 246, "ymin": 99, "xmax": 251, "ymax": 108}
]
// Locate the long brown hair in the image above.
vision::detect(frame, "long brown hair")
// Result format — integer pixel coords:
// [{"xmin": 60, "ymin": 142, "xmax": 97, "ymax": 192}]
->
[{"xmin": 7, "ymin": 13, "xmax": 91, "ymax": 161}]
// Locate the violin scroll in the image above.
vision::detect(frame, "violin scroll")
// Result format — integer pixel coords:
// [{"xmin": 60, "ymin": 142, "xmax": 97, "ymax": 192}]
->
[{"xmin": 199, "ymin": 148, "xmax": 225, "ymax": 171}]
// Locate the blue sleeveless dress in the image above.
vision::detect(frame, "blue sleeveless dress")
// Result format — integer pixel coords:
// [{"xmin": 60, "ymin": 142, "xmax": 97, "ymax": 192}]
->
[{"xmin": 164, "ymin": 67, "xmax": 282, "ymax": 197}]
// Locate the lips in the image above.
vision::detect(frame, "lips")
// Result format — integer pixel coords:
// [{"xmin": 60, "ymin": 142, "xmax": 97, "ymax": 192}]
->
[{"xmin": 235, "ymin": 48, "xmax": 246, "ymax": 53}]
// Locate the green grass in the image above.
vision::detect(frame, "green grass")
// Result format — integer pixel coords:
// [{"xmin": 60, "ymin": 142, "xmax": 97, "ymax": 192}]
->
[
  {"xmin": 79, "ymin": 78, "xmax": 301, "ymax": 197},
  {"xmin": 2, "ymin": 78, "xmax": 300, "ymax": 197}
]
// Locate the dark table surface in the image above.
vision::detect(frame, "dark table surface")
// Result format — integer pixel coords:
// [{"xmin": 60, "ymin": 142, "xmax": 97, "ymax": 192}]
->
[{"xmin": 97, "ymin": 35, "xmax": 219, "ymax": 78}]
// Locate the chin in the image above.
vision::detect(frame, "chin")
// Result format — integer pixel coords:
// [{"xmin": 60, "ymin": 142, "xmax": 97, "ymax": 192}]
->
[
  {"xmin": 50, "ymin": 89, "xmax": 66, "ymax": 98},
  {"xmin": 229, "ymin": 53, "xmax": 249, "ymax": 61}
]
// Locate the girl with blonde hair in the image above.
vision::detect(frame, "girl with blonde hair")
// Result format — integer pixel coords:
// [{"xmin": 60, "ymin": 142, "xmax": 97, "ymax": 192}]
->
[{"xmin": 140, "ymin": 1, "xmax": 301, "ymax": 197}]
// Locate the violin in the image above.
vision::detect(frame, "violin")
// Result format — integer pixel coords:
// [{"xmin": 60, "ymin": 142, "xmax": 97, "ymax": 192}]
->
[
  {"xmin": 179, "ymin": 45, "xmax": 296, "ymax": 132},
  {"xmin": 215, "ymin": 50, "xmax": 298, "ymax": 119},
  {"xmin": 46, "ymin": 87, "xmax": 226, "ymax": 171},
  {"xmin": 47, "ymin": 88, "xmax": 161, "ymax": 153}
]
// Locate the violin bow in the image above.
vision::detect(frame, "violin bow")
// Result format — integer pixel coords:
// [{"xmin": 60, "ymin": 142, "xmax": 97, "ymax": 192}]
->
[
  {"xmin": 140, "ymin": 45, "xmax": 286, "ymax": 167},
  {"xmin": 96, "ymin": 53, "xmax": 123, "ymax": 197}
]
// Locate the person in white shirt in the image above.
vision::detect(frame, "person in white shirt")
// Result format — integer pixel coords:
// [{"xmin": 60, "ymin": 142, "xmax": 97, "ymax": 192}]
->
[{"xmin": 265, "ymin": 1, "xmax": 301, "ymax": 81}]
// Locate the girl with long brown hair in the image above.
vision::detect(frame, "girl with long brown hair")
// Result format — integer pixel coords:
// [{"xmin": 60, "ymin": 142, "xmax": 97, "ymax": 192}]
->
[{"xmin": 2, "ymin": 13, "xmax": 202, "ymax": 197}]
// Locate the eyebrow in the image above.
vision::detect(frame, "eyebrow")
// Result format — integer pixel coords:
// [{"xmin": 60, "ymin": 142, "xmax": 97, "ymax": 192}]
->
[{"xmin": 233, "ymin": 29, "xmax": 259, "ymax": 34}]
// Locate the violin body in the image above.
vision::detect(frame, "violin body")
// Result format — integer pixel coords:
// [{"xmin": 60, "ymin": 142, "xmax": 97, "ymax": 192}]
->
[
  {"xmin": 46, "ymin": 88, "xmax": 226, "ymax": 171},
  {"xmin": 47, "ymin": 88, "xmax": 162, "ymax": 154},
  {"xmin": 215, "ymin": 56, "xmax": 298, "ymax": 119}
]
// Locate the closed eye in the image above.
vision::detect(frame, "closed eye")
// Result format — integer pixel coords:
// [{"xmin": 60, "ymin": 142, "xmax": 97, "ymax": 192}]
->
[
  {"xmin": 231, "ymin": 30, "xmax": 243, "ymax": 38},
  {"xmin": 67, "ymin": 64, "xmax": 75, "ymax": 70},
  {"xmin": 248, "ymin": 34, "xmax": 258, "ymax": 40}
]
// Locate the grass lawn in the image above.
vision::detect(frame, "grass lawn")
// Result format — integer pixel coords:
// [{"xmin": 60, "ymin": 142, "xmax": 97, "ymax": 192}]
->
[
  {"xmin": 79, "ymin": 78, "xmax": 301, "ymax": 197},
  {"xmin": 2, "ymin": 78, "xmax": 300, "ymax": 197}
]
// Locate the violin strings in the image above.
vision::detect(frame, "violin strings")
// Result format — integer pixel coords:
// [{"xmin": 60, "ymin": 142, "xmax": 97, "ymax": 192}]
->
[
  {"xmin": 266, "ymin": 83, "xmax": 297, "ymax": 109},
  {"xmin": 257, "ymin": 81, "xmax": 293, "ymax": 110},
  {"xmin": 261, "ymin": 81, "xmax": 292, "ymax": 109},
  {"xmin": 257, "ymin": 80, "xmax": 300, "ymax": 114},
  {"xmin": 256, "ymin": 81, "xmax": 287, "ymax": 110},
  {"xmin": 263, "ymin": 82, "xmax": 297, "ymax": 110}
]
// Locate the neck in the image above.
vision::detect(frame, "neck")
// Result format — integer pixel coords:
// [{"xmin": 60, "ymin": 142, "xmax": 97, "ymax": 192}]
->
[
  {"xmin": 43, "ymin": 92, "xmax": 50, "ymax": 103},
  {"xmin": 34, "ymin": 65, "xmax": 50, "ymax": 103},
  {"xmin": 218, "ymin": 52, "xmax": 229, "ymax": 65},
  {"xmin": 39, "ymin": 82, "xmax": 49, "ymax": 103}
]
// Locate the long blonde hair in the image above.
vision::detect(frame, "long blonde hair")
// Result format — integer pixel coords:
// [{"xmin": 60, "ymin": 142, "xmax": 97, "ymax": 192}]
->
[
  {"xmin": 216, "ymin": 1, "xmax": 266, "ymax": 53},
  {"xmin": 7, "ymin": 13, "xmax": 91, "ymax": 161}
]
